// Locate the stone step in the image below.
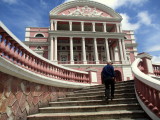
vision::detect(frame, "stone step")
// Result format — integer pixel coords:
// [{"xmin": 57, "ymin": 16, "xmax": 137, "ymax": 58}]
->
[
  {"xmin": 72, "ymin": 88, "xmax": 135, "ymax": 96},
  {"xmin": 27, "ymin": 110, "xmax": 148, "ymax": 120},
  {"xmin": 73, "ymin": 84, "xmax": 135, "ymax": 94},
  {"xmin": 39, "ymin": 103, "xmax": 141, "ymax": 113},
  {"xmin": 49, "ymin": 98, "xmax": 138, "ymax": 107},
  {"xmin": 59, "ymin": 93, "xmax": 136, "ymax": 102},
  {"xmin": 72, "ymin": 87, "xmax": 135, "ymax": 96},
  {"xmin": 80, "ymin": 81, "xmax": 134, "ymax": 90},
  {"xmin": 67, "ymin": 90, "xmax": 135, "ymax": 99},
  {"xmin": 88, "ymin": 80, "xmax": 134, "ymax": 88}
]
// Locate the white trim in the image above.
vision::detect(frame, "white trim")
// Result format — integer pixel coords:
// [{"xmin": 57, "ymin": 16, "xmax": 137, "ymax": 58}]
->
[
  {"xmin": 25, "ymin": 28, "xmax": 30, "ymax": 41},
  {"xmin": 0, "ymin": 56, "xmax": 90, "ymax": 88},
  {"xmin": 50, "ymin": 19, "xmax": 120, "ymax": 25}
]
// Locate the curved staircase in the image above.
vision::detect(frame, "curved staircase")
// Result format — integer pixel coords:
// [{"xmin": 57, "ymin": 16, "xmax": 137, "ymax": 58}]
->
[{"xmin": 27, "ymin": 80, "xmax": 150, "ymax": 120}]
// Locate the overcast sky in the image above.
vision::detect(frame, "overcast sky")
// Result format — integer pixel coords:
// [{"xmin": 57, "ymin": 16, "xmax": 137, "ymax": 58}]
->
[{"xmin": 0, "ymin": 0, "xmax": 160, "ymax": 63}]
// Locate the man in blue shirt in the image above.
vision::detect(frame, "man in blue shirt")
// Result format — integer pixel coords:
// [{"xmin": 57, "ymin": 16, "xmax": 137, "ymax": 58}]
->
[{"xmin": 101, "ymin": 62, "xmax": 115, "ymax": 102}]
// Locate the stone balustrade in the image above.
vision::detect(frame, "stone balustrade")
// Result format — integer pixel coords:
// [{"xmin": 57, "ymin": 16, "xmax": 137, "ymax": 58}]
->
[
  {"xmin": 0, "ymin": 21, "xmax": 98, "ymax": 88},
  {"xmin": 131, "ymin": 53, "xmax": 160, "ymax": 120},
  {"xmin": 153, "ymin": 64, "xmax": 160, "ymax": 77}
]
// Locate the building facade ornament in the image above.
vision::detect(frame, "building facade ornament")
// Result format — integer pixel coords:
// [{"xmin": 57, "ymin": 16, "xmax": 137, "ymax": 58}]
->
[{"xmin": 65, "ymin": 6, "xmax": 106, "ymax": 17}]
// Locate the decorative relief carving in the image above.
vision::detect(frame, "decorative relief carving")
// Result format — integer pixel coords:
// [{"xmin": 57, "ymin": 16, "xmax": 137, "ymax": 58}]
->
[{"xmin": 63, "ymin": 6, "xmax": 109, "ymax": 17}]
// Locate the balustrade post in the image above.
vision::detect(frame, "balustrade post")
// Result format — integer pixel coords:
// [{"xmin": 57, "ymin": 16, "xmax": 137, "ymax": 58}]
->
[
  {"xmin": 0, "ymin": 34, "xmax": 6, "ymax": 56},
  {"xmin": 137, "ymin": 53, "xmax": 154, "ymax": 76},
  {"xmin": 86, "ymin": 69, "xmax": 97, "ymax": 84},
  {"xmin": 3, "ymin": 38, "xmax": 10, "ymax": 59},
  {"xmin": 12, "ymin": 45, "xmax": 18, "ymax": 64}
]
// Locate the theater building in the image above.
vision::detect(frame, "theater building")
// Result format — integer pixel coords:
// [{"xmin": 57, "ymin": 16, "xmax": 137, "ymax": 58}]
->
[{"xmin": 24, "ymin": 0, "xmax": 138, "ymax": 82}]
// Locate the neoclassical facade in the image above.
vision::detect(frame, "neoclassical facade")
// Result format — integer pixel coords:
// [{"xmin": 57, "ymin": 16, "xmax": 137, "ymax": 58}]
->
[{"xmin": 24, "ymin": 0, "xmax": 138, "ymax": 81}]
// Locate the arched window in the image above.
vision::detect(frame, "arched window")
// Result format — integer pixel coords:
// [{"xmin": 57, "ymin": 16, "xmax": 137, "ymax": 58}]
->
[
  {"xmin": 37, "ymin": 46, "xmax": 42, "ymax": 50},
  {"xmin": 35, "ymin": 34, "xmax": 44, "ymax": 37}
]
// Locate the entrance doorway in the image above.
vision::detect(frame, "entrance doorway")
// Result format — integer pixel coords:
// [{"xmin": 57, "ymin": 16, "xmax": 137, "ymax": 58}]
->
[{"xmin": 114, "ymin": 70, "xmax": 122, "ymax": 82}]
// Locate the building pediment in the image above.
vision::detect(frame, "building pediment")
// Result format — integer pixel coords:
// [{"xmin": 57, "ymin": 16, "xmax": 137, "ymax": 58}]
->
[
  {"xmin": 57, "ymin": 6, "xmax": 112, "ymax": 18},
  {"xmin": 50, "ymin": 0, "xmax": 122, "ymax": 20}
]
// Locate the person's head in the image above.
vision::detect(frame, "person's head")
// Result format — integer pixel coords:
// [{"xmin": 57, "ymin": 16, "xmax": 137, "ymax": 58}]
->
[{"xmin": 107, "ymin": 61, "xmax": 113, "ymax": 65}]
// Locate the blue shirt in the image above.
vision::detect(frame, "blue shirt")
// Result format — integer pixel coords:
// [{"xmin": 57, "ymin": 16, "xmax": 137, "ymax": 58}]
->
[{"xmin": 102, "ymin": 64, "xmax": 115, "ymax": 78}]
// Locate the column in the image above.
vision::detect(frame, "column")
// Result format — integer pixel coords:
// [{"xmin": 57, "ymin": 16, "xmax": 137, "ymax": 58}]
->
[
  {"xmin": 81, "ymin": 21, "xmax": 84, "ymax": 31},
  {"xmin": 94, "ymin": 38, "xmax": 99, "ymax": 64},
  {"xmin": 105, "ymin": 38, "xmax": 110, "ymax": 62},
  {"xmin": 119, "ymin": 23, "xmax": 122, "ymax": 33},
  {"xmin": 121, "ymin": 39, "xmax": 127, "ymax": 61},
  {"xmin": 69, "ymin": 21, "xmax": 72, "ymax": 31},
  {"xmin": 54, "ymin": 37, "xmax": 58, "ymax": 63},
  {"xmin": 70, "ymin": 37, "xmax": 74, "ymax": 64},
  {"xmin": 118, "ymin": 39, "xmax": 124, "ymax": 61},
  {"xmin": 50, "ymin": 20, "xmax": 53, "ymax": 30},
  {"xmin": 50, "ymin": 37, "xmax": 54, "ymax": 61},
  {"xmin": 116, "ymin": 23, "xmax": 120, "ymax": 33},
  {"xmin": 103, "ymin": 23, "xmax": 107, "ymax": 32},
  {"xmin": 92, "ymin": 22, "xmax": 96, "ymax": 32},
  {"xmin": 110, "ymin": 47, "xmax": 114, "ymax": 61},
  {"xmin": 82, "ymin": 37, "xmax": 87, "ymax": 64},
  {"xmin": 54, "ymin": 21, "xmax": 57, "ymax": 31}
]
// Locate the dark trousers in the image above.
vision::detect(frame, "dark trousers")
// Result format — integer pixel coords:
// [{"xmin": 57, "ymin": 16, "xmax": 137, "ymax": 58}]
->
[{"xmin": 103, "ymin": 77, "xmax": 115, "ymax": 98}]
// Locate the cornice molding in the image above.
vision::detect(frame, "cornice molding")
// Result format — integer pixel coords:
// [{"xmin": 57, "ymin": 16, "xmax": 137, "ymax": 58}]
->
[
  {"xmin": 23, "ymin": 41, "xmax": 49, "ymax": 45},
  {"xmin": 125, "ymin": 43, "xmax": 138, "ymax": 47},
  {"xmin": 50, "ymin": 15, "xmax": 121, "ymax": 22},
  {"xmin": 49, "ymin": 31, "xmax": 125, "ymax": 38}
]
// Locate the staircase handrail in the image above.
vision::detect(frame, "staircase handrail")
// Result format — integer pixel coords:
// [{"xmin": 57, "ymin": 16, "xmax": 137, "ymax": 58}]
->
[
  {"xmin": 131, "ymin": 56, "xmax": 160, "ymax": 120},
  {"xmin": 0, "ymin": 21, "xmax": 94, "ymax": 88}
]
